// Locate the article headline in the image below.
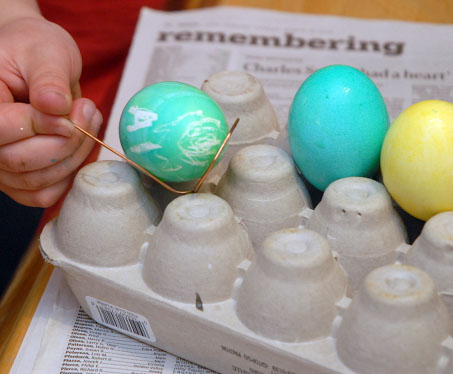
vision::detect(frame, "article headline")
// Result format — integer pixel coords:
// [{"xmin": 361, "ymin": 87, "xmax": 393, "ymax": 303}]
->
[{"xmin": 157, "ymin": 31, "xmax": 404, "ymax": 56}]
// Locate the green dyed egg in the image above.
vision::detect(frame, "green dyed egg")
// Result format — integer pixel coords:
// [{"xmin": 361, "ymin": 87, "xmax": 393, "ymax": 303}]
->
[{"xmin": 119, "ymin": 82, "xmax": 228, "ymax": 182}]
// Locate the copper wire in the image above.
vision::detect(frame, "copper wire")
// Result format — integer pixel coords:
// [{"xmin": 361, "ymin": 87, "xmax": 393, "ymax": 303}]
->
[
  {"xmin": 69, "ymin": 117, "xmax": 239, "ymax": 195},
  {"xmin": 193, "ymin": 117, "xmax": 239, "ymax": 192}
]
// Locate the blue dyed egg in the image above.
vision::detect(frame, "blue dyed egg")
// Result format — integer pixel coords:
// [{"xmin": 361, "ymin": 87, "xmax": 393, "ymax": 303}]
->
[
  {"xmin": 288, "ymin": 65, "xmax": 389, "ymax": 191},
  {"xmin": 119, "ymin": 82, "xmax": 228, "ymax": 182}
]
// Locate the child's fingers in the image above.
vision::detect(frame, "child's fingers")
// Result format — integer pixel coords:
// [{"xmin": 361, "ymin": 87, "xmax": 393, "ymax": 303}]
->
[
  {"xmin": 0, "ymin": 99, "xmax": 103, "ymax": 208},
  {"xmin": 0, "ymin": 99, "xmax": 102, "ymax": 172},
  {"xmin": 0, "ymin": 175, "xmax": 73, "ymax": 208},
  {"xmin": 0, "ymin": 121, "xmax": 100, "ymax": 190},
  {"xmin": 72, "ymin": 81, "xmax": 82, "ymax": 100},
  {"xmin": 0, "ymin": 103, "xmax": 75, "ymax": 145},
  {"xmin": 0, "ymin": 134, "xmax": 81, "ymax": 172},
  {"xmin": 0, "ymin": 81, "xmax": 14, "ymax": 103}
]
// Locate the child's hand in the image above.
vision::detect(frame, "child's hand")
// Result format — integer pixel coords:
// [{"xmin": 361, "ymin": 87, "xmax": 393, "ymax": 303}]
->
[{"xmin": 0, "ymin": 16, "xmax": 102, "ymax": 206}]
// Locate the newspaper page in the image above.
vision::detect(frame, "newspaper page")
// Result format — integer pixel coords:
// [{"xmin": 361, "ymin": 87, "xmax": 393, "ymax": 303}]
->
[
  {"xmin": 12, "ymin": 6, "xmax": 453, "ymax": 374},
  {"xmin": 100, "ymin": 5, "xmax": 453, "ymax": 161}
]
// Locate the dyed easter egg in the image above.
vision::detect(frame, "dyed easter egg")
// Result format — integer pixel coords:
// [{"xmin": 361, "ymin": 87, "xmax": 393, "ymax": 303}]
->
[
  {"xmin": 381, "ymin": 100, "xmax": 453, "ymax": 221},
  {"xmin": 119, "ymin": 82, "xmax": 228, "ymax": 182},
  {"xmin": 288, "ymin": 65, "xmax": 389, "ymax": 191}
]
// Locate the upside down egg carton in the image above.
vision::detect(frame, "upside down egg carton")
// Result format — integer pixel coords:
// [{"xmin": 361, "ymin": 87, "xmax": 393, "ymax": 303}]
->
[
  {"xmin": 41, "ymin": 71, "xmax": 453, "ymax": 373},
  {"xmin": 40, "ymin": 152, "xmax": 453, "ymax": 374}
]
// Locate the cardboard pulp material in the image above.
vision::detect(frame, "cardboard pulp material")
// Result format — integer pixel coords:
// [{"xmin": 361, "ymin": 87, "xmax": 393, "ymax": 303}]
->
[
  {"xmin": 306, "ymin": 177, "xmax": 407, "ymax": 294},
  {"xmin": 216, "ymin": 144, "xmax": 312, "ymax": 247},
  {"xmin": 404, "ymin": 211, "xmax": 453, "ymax": 320},
  {"xmin": 41, "ymin": 159, "xmax": 453, "ymax": 374},
  {"xmin": 201, "ymin": 71, "xmax": 281, "ymax": 178}
]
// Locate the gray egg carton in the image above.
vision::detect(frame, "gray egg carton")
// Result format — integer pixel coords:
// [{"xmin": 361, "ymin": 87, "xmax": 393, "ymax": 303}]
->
[
  {"xmin": 41, "ymin": 70, "xmax": 453, "ymax": 373},
  {"xmin": 40, "ymin": 148, "xmax": 453, "ymax": 374}
]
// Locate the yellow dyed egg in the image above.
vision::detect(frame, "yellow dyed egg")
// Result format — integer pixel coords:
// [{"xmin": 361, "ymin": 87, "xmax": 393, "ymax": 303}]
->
[{"xmin": 381, "ymin": 100, "xmax": 453, "ymax": 220}]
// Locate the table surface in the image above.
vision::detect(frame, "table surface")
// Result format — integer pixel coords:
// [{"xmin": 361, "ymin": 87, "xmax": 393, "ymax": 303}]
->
[
  {"xmin": 189, "ymin": 0, "xmax": 453, "ymax": 23},
  {"xmin": 1, "ymin": 0, "xmax": 453, "ymax": 372}
]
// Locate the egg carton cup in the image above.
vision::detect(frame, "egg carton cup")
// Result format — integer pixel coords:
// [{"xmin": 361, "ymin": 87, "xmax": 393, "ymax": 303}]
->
[
  {"xmin": 215, "ymin": 144, "xmax": 312, "ymax": 247},
  {"xmin": 402, "ymin": 211, "xmax": 453, "ymax": 320},
  {"xmin": 201, "ymin": 71, "xmax": 283, "ymax": 180},
  {"xmin": 143, "ymin": 144, "xmax": 313, "ymax": 243},
  {"xmin": 40, "ymin": 160, "xmax": 453, "ymax": 374},
  {"xmin": 305, "ymin": 176, "xmax": 408, "ymax": 294}
]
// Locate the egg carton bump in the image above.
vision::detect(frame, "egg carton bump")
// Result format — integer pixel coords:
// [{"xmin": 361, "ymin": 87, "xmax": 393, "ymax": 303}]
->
[{"xmin": 40, "ymin": 157, "xmax": 453, "ymax": 374}]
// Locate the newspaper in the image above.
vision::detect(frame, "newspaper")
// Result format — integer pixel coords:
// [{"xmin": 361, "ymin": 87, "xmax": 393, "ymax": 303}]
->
[
  {"xmin": 11, "ymin": 269, "xmax": 213, "ymax": 374},
  {"xmin": 100, "ymin": 6, "xmax": 453, "ymax": 161},
  {"xmin": 12, "ymin": 6, "xmax": 453, "ymax": 374}
]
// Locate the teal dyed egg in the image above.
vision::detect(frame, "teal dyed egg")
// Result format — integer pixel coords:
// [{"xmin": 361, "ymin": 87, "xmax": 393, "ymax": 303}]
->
[
  {"xmin": 288, "ymin": 65, "xmax": 389, "ymax": 191},
  {"xmin": 119, "ymin": 82, "xmax": 228, "ymax": 182}
]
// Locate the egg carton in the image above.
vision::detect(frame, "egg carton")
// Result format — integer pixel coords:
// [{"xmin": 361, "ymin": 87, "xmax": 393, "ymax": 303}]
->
[
  {"xmin": 41, "ymin": 70, "xmax": 453, "ymax": 373},
  {"xmin": 40, "ymin": 150, "xmax": 453, "ymax": 374}
]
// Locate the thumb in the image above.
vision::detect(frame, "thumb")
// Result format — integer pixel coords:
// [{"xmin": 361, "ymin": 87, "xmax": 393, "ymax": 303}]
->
[
  {"xmin": 26, "ymin": 29, "xmax": 82, "ymax": 115},
  {"xmin": 28, "ymin": 62, "xmax": 76, "ymax": 116}
]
